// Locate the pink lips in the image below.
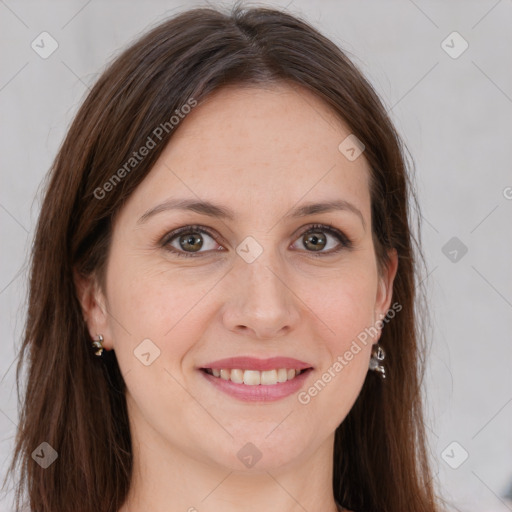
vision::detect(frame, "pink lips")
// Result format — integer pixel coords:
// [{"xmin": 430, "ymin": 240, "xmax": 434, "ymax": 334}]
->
[
  {"xmin": 199, "ymin": 356, "xmax": 314, "ymax": 402},
  {"xmin": 200, "ymin": 356, "xmax": 312, "ymax": 371}
]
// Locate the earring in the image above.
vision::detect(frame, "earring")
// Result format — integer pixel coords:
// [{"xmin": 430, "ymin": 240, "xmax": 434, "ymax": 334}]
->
[
  {"xmin": 369, "ymin": 343, "xmax": 386, "ymax": 379},
  {"xmin": 92, "ymin": 334, "xmax": 104, "ymax": 357}
]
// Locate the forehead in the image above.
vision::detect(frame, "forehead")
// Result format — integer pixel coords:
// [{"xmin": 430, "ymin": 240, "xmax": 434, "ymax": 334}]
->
[{"xmin": 121, "ymin": 83, "xmax": 372, "ymax": 224}]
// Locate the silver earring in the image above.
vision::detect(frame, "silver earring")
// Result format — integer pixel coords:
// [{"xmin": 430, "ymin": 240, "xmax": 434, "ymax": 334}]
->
[
  {"xmin": 92, "ymin": 334, "xmax": 104, "ymax": 357},
  {"xmin": 369, "ymin": 343, "xmax": 386, "ymax": 379}
]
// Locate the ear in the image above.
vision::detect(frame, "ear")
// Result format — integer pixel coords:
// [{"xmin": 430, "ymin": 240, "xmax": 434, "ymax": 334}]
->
[
  {"xmin": 374, "ymin": 248, "xmax": 399, "ymax": 333},
  {"xmin": 74, "ymin": 270, "xmax": 113, "ymax": 350}
]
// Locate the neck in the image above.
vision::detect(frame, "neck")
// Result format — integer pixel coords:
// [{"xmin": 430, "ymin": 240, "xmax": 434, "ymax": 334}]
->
[{"xmin": 119, "ymin": 417, "xmax": 340, "ymax": 512}]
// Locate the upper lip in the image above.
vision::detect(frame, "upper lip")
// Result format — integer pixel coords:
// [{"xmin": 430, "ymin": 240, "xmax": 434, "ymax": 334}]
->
[{"xmin": 200, "ymin": 357, "xmax": 313, "ymax": 371}]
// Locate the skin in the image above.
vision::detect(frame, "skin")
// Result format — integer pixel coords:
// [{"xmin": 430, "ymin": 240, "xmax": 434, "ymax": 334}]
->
[{"xmin": 77, "ymin": 83, "xmax": 398, "ymax": 512}]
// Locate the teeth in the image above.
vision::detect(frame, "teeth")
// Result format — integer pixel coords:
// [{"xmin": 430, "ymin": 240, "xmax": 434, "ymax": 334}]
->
[
  {"xmin": 207, "ymin": 368, "xmax": 304, "ymax": 385},
  {"xmin": 277, "ymin": 368, "xmax": 288, "ymax": 382},
  {"xmin": 243, "ymin": 370, "xmax": 260, "ymax": 386},
  {"xmin": 261, "ymin": 369, "xmax": 277, "ymax": 385},
  {"xmin": 230, "ymin": 369, "xmax": 244, "ymax": 384}
]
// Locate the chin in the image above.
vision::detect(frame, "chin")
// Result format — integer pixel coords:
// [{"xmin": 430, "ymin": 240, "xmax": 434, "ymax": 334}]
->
[{"xmin": 208, "ymin": 429, "xmax": 311, "ymax": 473}]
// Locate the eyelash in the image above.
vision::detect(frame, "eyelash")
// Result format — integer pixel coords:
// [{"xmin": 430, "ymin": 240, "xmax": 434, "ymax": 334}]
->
[{"xmin": 160, "ymin": 223, "xmax": 353, "ymax": 259}]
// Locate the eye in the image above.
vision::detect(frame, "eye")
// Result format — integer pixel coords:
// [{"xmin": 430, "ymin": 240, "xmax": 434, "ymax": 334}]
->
[
  {"xmin": 291, "ymin": 223, "xmax": 353, "ymax": 255},
  {"xmin": 161, "ymin": 225, "xmax": 221, "ymax": 258}
]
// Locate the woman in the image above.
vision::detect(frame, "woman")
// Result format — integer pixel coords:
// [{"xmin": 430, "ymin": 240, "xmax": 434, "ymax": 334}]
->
[{"xmin": 7, "ymin": 3, "xmax": 446, "ymax": 511}]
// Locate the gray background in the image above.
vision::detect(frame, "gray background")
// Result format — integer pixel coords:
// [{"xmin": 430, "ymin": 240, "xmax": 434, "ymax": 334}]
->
[{"xmin": 1, "ymin": 0, "xmax": 511, "ymax": 510}]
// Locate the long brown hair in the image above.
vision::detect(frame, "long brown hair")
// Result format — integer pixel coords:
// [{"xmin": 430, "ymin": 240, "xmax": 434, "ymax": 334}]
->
[{"xmin": 6, "ymin": 3, "xmax": 446, "ymax": 511}]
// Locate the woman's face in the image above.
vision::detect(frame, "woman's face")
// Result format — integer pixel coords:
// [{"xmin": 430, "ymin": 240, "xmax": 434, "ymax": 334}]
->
[{"xmin": 83, "ymin": 84, "xmax": 397, "ymax": 472}]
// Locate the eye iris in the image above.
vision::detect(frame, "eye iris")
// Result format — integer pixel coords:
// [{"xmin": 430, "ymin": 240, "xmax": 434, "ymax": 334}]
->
[
  {"xmin": 179, "ymin": 233, "xmax": 203, "ymax": 252},
  {"xmin": 304, "ymin": 231, "xmax": 326, "ymax": 251}
]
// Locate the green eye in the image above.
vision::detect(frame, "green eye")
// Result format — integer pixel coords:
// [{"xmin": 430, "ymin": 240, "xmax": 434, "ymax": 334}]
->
[
  {"xmin": 293, "ymin": 224, "xmax": 352, "ymax": 254},
  {"xmin": 162, "ymin": 225, "xmax": 219, "ymax": 257}
]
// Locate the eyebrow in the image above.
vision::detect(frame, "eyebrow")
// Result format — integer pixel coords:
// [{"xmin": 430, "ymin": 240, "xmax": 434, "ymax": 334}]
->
[{"xmin": 137, "ymin": 197, "xmax": 366, "ymax": 230}]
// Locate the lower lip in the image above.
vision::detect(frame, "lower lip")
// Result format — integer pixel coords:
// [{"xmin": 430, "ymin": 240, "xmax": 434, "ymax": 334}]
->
[{"xmin": 200, "ymin": 369, "xmax": 313, "ymax": 402}]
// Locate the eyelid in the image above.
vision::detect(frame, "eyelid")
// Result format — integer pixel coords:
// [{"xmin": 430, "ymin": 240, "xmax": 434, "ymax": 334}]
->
[
  {"xmin": 160, "ymin": 223, "xmax": 353, "ymax": 258},
  {"xmin": 301, "ymin": 222, "xmax": 353, "ymax": 249}
]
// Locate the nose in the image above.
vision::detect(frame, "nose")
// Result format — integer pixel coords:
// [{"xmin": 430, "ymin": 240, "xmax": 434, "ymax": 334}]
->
[{"xmin": 221, "ymin": 248, "xmax": 301, "ymax": 340}]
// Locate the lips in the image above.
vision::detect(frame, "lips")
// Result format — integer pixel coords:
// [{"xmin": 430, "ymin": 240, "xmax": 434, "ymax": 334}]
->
[
  {"xmin": 200, "ymin": 356, "xmax": 313, "ymax": 371},
  {"xmin": 198, "ymin": 357, "xmax": 314, "ymax": 401}
]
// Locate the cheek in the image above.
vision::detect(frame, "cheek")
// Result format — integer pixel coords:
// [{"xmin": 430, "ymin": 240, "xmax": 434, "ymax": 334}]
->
[
  {"xmin": 105, "ymin": 253, "xmax": 218, "ymax": 363},
  {"xmin": 104, "ymin": 259, "xmax": 209, "ymax": 423},
  {"xmin": 304, "ymin": 263, "xmax": 379, "ymax": 346},
  {"xmin": 296, "ymin": 269, "xmax": 377, "ymax": 430}
]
